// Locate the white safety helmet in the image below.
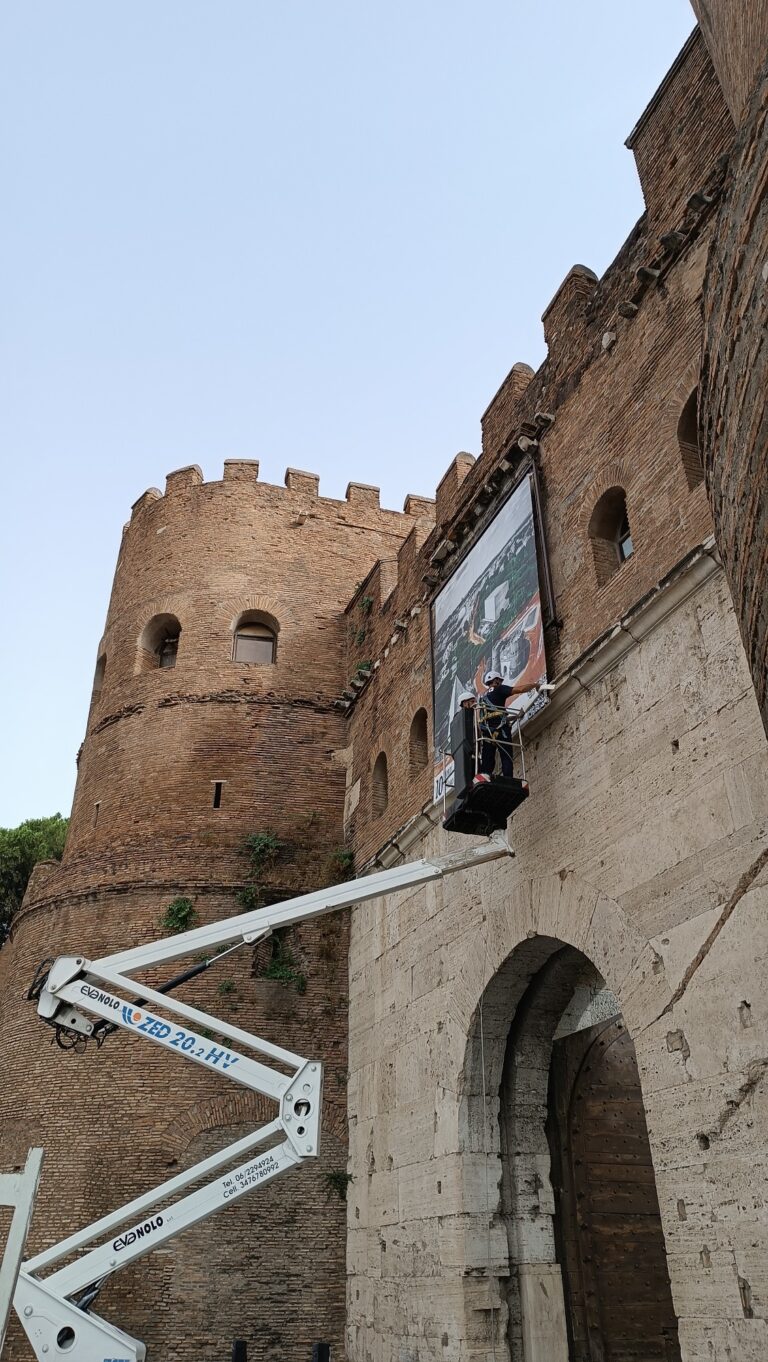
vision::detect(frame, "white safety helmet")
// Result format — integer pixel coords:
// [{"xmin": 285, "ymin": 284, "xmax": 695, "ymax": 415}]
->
[
  {"xmin": 456, "ymin": 690, "xmax": 476, "ymax": 708},
  {"xmin": 483, "ymin": 669, "xmax": 503, "ymax": 685}
]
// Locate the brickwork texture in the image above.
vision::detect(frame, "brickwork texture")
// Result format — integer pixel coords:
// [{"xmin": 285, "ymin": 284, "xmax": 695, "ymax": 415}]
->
[
  {"xmin": 0, "ymin": 468, "xmax": 426, "ymax": 1361},
  {"xmin": 2, "ymin": 12, "xmax": 768, "ymax": 1362}
]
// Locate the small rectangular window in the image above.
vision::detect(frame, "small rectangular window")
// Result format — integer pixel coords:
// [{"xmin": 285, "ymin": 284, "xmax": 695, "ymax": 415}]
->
[
  {"xmin": 93, "ymin": 801, "xmax": 100, "ymax": 827},
  {"xmin": 233, "ymin": 634, "xmax": 275, "ymax": 664},
  {"xmin": 212, "ymin": 781, "xmax": 223, "ymax": 809}
]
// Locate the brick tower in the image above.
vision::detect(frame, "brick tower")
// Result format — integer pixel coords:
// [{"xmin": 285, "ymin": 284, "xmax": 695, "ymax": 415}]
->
[{"xmin": 0, "ymin": 460, "xmax": 433, "ymax": 1360}]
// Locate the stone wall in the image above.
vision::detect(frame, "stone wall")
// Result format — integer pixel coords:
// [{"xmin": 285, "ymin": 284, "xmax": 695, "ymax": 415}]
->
[
  {"xmin": 342, "ymin": 28, "xmax": 768, "ymax": 1362},
  {"xmin": 346, "ymin": 568, "xmax": 768, "ymax": 1361}
]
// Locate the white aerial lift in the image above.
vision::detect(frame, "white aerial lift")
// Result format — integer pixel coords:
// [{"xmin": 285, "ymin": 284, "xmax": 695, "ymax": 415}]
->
[{"xmin": 10, "ymin": 833, "xmax": 512, "ymax": 1362}]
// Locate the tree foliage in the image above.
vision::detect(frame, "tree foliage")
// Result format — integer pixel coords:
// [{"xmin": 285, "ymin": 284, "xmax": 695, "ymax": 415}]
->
[{"xmin": 0, "ymin": 814, "xmax": 69, "ymax": 945}]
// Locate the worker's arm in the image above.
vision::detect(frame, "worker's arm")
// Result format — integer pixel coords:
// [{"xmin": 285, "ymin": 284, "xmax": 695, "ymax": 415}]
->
[{"xmin": 504, "ymin": 680, "xmax": 555, "ymax": 700}]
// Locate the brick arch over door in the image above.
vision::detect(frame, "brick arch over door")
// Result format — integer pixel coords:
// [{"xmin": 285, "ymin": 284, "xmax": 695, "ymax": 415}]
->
[{"xmin": 157, "ymin": 1091, "xmax": 274, "ymax": 1161}]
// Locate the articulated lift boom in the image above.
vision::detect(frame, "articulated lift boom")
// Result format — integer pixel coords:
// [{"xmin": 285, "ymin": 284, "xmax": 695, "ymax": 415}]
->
[{"xmin": 12, "ymin": 833, "xmax": 511, "ymax": 1362}]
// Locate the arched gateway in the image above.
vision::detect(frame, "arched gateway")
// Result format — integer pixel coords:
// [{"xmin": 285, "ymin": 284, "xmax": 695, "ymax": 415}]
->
[{"xmin": 461, "ymin": 936, "xmax": 681, "ymax": 1361}]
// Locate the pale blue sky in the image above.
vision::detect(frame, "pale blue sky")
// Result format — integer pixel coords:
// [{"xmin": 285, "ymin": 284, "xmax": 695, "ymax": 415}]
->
[{"xmin": 0, "ymin": 1, "xmax": 695, "ymax": 827}]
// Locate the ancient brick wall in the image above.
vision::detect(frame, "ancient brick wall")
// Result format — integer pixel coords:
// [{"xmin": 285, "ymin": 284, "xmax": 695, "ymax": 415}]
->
[
  {"xmin": 625, "ymin": 29, "xmax": 734, "ymax": 242},
  {"xmin": 345, "ymin": 32, "xmax": 734, "ymax": 867},
  {"xmin": 696, "ymin": 10, "xmax": 768, "ymax": 738},
  {"xmin": 3, "ymin": 16, "xmax": 766, "ymax": 1362},
  {"xmin": 0, "ymin": 465, "xmax": 425, "ymax": 1361},
  {"xmin": 690, "ymin": 0, "xmax": 768, "ymax": 122},
  {"xmin": 343, "ymin": 31, "xmax": 768, "ymax": 1362}
]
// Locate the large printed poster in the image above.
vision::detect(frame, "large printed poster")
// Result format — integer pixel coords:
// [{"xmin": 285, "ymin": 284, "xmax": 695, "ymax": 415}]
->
[{"xmin": 432, "ymin": 474, "xmax": 547, "ymax": 800}]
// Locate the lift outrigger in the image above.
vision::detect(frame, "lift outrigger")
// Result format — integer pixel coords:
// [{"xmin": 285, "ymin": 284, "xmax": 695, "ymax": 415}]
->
[{"xmin": 11, "ymin": 834, "xmax": 514, "ymax": 1362}]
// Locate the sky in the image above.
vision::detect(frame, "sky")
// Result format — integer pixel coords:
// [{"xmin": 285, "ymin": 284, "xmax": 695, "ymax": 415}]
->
[{"xmin": 0, "ymin": 0, "xmax": 696, "ymax": 828}]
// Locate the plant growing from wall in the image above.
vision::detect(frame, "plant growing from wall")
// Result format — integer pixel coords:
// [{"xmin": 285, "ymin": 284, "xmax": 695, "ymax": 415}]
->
[
  {"xmin": 329, "ymin": 848, "xmax": 354, "ymax": 882},
  {"xmin": 244, "ymin": 831, "xmax": 284, "ymax": 877},
  {"xmin": 237, "ymin": 830, "xmax": 285, "ymax": 911},
  {"xmin": 237, "ymin": 884, "xmax": 263, "ymax": 912},
  {"xmin": 324, "ymin": 1169, "xmax": 353, "ymax": 1201},
  {"xmin": 256, "ymin": 927, "xmax": 307, "ymax": 994},
  {"xmin": 159, "ymin": 897, "xmax": 198, "ymax": 934},
  {"xmin": 317, "ymin": 934, "xmax": 339, "ymax": 963}
]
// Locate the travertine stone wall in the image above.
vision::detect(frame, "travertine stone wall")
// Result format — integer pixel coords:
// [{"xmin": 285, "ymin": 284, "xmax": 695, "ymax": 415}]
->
[{"xmin": 346, "ymin": 570, "xmax": 768, "ymax": 1362}]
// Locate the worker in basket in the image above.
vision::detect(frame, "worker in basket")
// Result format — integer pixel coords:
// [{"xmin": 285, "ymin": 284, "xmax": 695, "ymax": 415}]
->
[{"xmin": 459, "ymin": 670, "xmax": 531, "ymax": 782}]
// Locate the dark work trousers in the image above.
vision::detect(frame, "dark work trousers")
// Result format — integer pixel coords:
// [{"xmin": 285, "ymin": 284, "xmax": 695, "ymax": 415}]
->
[{"xmin": 479, "ymin": 724, "xmax": 514, "ymax": 778}]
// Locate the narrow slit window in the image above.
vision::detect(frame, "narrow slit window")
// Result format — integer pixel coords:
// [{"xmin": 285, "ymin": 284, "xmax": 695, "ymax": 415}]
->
[
  {"xmin": 93, "ymin": 801, "xmax": 100, "ymax": 828},
  {"xmin": 212, "ymin": 781, "xmax": 223, "ymax": 809},
  {"xmin": 372, "ymin": 752, "xmax": 388, "ymax": 817},
  {"xmin": 92, "ymin": 654, "xmax": 106, "ymax": 695},
  {"xmin": 409, "ymin": 709, "xmax": 429, "ymax": 773}
]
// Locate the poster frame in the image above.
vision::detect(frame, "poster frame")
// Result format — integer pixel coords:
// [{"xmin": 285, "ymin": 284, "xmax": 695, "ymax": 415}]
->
[{"xmin": 428, "ymin": 462, "xmax": 554, "ymax": 800}]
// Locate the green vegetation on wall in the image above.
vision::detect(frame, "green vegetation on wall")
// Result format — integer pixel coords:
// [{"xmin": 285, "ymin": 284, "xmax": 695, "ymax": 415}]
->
[{"xmin": 159, "ymin": 897, "xmax": 198, "ymax": 935}]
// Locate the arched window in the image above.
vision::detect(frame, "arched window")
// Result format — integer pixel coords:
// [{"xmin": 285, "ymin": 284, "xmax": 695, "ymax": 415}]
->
[
  {"xmin": 678, "ymin": 388, "xmax": 704, "ymax": 489},
  {"xmin": 92, "ymin": 653, "xmax": 106, "ymax": 695},
  {"xmin": 138, "ymin": 614, "xmax": 182, "ymax": 672},
  {"xmin": 588, "ymin": 488, "xmax": 634, "ymax": 587},
  {"xmin": 409, "ymin": 709, "xmax": 429, "ymax": 773},
  {"xmin": 372, "ymin": 752, "xmax": 388, "ymax": 818},
  {"xmin": 232, "ymin": 613, "xmax": 277, "ymax": 664}
]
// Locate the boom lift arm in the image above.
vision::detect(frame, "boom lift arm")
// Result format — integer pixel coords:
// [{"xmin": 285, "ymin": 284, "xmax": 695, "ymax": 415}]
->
[{"xmin": 13, "ymin": 833, "xmax": 511, "ymax": 1362}]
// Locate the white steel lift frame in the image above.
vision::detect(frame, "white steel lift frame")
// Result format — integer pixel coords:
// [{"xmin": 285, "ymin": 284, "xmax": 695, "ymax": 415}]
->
[{"xmin": 12, "ymin": 834, "xmax": 510, "ymax": 1362}]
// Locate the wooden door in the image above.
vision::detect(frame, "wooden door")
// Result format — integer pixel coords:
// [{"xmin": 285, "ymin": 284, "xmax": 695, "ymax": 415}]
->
[{"xmin": 548, "ymin": 1018, "xmax": 681, "ymax": 1362}]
